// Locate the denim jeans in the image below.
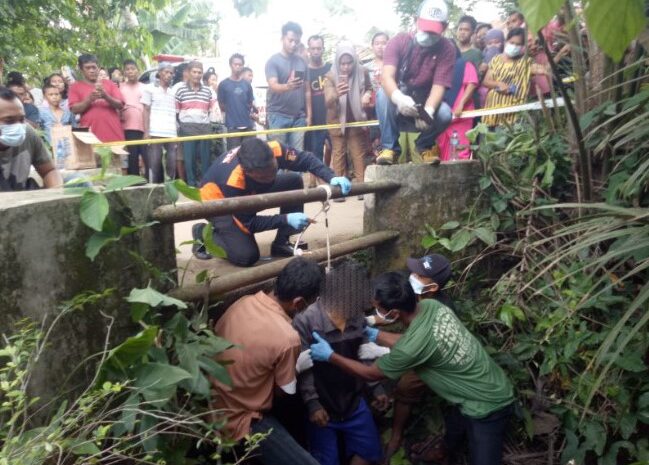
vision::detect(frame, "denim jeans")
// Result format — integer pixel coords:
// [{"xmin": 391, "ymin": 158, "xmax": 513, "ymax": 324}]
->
[
  {"xmin": 444, "ymin": 403, "xmax": 513, "ymax": 465},
  {"xmin": 305, "ymin": 129, "xmax": 327, "ymax": 161},
  {"xmin": 249, "ymin": 414, "xmax": 319, "ymax": 465},
  {"xmin": 267, "ymin": 113, "xmax": 306, "ymax": 151},
  {"xmin": 375, "ymin": 88, "xmax": 452, "ymax": 153}
]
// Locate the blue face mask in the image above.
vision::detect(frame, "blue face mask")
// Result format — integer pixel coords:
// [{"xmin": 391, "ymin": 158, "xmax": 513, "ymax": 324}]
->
[{"xmin": 0, "ymin": 123, "xmax": 27, "ymax": 147}]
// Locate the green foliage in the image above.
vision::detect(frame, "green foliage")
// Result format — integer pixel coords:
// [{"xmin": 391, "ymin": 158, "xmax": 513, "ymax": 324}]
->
[
  {"xmin": 422, "ymin": 71, "xmax": 649, "ymax": 463},
  {"xmin": 519, "ymin": 0, "xmax": 647, "ymax": 62},
  {"xmin": 0, "ymin": 0, "xmax": 167, "ymax": 79}
]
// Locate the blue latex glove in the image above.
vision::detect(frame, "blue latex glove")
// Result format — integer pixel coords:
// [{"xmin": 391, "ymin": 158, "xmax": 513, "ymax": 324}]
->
[
  {"xmin": 330, "ymin": 176, "xmax": 352, "ymax": 196},
  {"xmin": 286, "ymin": 212, "xmax": 309, "ymax": 230},
  {"xmin": 310, "ymin": 331, "xmax": 334, "ymax": 362},
  {"xmin": 364, "ymin": 325, "xmax": 379, "ymax": 343}
]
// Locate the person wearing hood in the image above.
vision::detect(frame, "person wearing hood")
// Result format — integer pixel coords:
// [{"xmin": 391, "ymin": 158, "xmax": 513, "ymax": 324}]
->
[
  {"xmin": 477, "ymin": 28, "xmax": 505, "ymax": 107},
  {"xmin": 323, "ymin": 42, "xmax": 372, "ymax": 201},
  {"xmin": 482, "ymin": 27, "xmax": 549, "ymax": 127},
  {"xmin": 374, "ymin": 0, "xmax": 456, "ymax": 165}
]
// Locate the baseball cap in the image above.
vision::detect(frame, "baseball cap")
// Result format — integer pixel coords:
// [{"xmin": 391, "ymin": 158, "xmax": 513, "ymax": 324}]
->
[
  {"xmin": 406, "ymin": 254, "xmax": 452, "ymax": 287},
  {"xmin": 417, "ymin": 0, "xmax": 449, "ymax": 34}
]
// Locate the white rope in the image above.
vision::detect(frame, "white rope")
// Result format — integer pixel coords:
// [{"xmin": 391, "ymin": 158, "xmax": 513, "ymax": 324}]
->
[{"xmin": 293, "ymin": 185, "xmax": 334, "ymax": 273}]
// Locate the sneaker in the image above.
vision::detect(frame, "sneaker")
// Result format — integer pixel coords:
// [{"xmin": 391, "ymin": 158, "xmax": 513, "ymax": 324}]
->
[
  {"xmin": 270, "ymin": 241, "xmax": 295, "ymax": 257},
  {"xmin": 191, "ymin": 223, "xmax": 213, "ymax": 260},
  {"xmin": 376, "ymin": 149, "xmax": 396, "ymax": 165},
  {"xmin": 419, "ymin": 148, "xmax": 441, "ymax": 165}
]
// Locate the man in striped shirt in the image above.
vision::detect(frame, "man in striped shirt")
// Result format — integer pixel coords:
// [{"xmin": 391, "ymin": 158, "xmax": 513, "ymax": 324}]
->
[{"xmin": 175, "ymin": 61, "xmax": 217, "ymax": 186}]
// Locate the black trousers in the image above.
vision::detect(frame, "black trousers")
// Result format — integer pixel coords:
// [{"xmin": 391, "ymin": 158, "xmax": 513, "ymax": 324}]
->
[
  {"xmin": 444, "ymin": 403, "xmax": 513, "ymax": 465},
  {"xmin": 125, "ymin": 130, "xmax": 149, "ymax": 176},
  {"xmin": 210, "ymin": 171, "xmax": 303, "ymax": 266}
]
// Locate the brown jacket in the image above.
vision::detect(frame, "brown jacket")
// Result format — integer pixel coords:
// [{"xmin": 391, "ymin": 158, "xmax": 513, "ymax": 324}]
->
[{"xmin": 323, "ymin": 69, "xmax": 372, "ymax": 136}]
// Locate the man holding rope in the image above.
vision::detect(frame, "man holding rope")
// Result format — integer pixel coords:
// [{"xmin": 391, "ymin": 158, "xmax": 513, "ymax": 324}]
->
[{"xmin": 193, "ymin": 137, "xmax": 351, "ymax": 266}]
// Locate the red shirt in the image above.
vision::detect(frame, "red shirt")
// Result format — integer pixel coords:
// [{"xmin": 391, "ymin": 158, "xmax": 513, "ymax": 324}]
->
[
  {"xmin": 68, "ymin": 79, "xmax": 125, "ymax": 142},
  {"xmin": 383, "ymin": 32, "xmax": 456, "ymax": 91}
]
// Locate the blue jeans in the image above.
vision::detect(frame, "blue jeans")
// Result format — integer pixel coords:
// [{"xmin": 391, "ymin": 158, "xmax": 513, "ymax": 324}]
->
[
  {"xmin": 444, "ymin": 404, "xmax": 513, "ymax": 465},
  {"xmin": 307, "ymin": 399, "xmax": 382, "ymax": 465},
  {"xmin": 305, "ymin": 129, "xmax": 327, "ymax": 161},
  {"xmin": 375, "ymin": 88, "xmax": 452, "ymax": 153},
  {"xmin": 250, "ymin": 414, "xmax": 320, "ymax": 465},
  {"xmin": 267, "ymin": 113, "xmax": 306, "ymax": 151}
]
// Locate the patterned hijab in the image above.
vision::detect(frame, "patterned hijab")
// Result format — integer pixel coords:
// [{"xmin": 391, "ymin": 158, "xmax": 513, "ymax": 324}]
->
[{"xmin": 331, "ymin": 41, "xmax": 367, "ymax": 133}]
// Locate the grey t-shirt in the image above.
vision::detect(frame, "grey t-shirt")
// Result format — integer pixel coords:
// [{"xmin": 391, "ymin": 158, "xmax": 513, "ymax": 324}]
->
[
  {"xmin": 265, "ymin": 52, "xmax": 307, "ymax": 118},
  {"xmin": 0, "ymin": 125, "xmax": 51, "ymax": 191}
]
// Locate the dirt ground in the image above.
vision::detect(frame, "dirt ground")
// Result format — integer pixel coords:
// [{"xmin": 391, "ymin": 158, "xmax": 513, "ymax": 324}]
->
[{"xmin": 174, "ymin": 196, "xmax": 366, "ymax": 286}]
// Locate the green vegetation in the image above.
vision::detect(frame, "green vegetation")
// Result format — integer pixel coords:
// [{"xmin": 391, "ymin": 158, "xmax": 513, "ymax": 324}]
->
[{"xmin": 414, "ymin": 2, "xmax": 649, "ymax": 463}]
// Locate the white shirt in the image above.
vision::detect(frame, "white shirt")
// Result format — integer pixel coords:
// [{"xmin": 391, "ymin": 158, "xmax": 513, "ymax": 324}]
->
[{"xmin": 140, "ymin": 83, "xmax": 177, "ymax": 138}]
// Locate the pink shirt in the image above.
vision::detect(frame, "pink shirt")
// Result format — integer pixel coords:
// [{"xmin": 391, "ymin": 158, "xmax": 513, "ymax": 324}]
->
[
  {"xmin": 383, "ymin": 32, "xmax": 456, "ymax": 90},
  {"xmin": 68, "ymin": 79, "xmax": 125, "ymax": 142},
  {"xmin": 120, "ymin": 81, "xmax": 145, "ymax": 132}
]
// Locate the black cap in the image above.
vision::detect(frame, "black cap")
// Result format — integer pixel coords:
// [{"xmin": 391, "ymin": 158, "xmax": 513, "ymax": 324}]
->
[{"xmin": 406, "ymin": 254, "xmax": 452, "ymax": 287}]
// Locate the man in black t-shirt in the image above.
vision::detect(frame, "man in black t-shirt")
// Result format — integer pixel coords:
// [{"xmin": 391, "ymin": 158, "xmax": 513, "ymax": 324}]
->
[
  {"xmin": 305, "ymin": 35, "xmax": 331, "ymax": 186},
  {"xmin": 218, "ymin": 54, "xmax": 256, "ymax": 150}
]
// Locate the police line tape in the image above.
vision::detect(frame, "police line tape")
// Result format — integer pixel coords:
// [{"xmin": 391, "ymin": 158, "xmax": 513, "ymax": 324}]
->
[{"xmin": 93, "ymin": 97, "xmax": 566, "ymax": 148}]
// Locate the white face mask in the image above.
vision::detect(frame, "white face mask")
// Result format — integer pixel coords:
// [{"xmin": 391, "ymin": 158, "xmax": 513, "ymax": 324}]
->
[
  {"xmin": 415, "ymin": 31, "xmax": 440, "ymax": 48},
  {"xmin": 374, "ymin": 307, "xmax": 398, "ymax": 324},
  {"xmin": 0, "ymin": 122, "xmax": 27, "ymax": 147},
  {"xmin": 504, "ymin": 43, "xmax": 523, "ymax": 58},
  {"xmin": 409, "ymin": 274, "xmax": 434, "ymax": 295}
]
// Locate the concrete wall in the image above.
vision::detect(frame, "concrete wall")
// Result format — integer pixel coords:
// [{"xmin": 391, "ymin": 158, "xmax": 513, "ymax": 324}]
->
[
  {"xmin": 364, "ymin": 161, "xmax": 482, "ymax": 272},
  {"xmin": 0, "ymin": 187, "xmax": 176, "ymax": 404}
]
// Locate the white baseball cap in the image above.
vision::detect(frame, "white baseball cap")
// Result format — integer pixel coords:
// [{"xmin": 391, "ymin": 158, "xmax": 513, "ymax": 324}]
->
[{"xmin": 417, "ymin": 0, "xmax": 449, "ymax": 34}]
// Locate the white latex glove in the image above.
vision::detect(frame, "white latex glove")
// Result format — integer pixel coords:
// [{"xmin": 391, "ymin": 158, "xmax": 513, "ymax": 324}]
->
[
  {"xmin": 415, "ymin": 105, "xmax": 435, "ymax": 131},
  {"xmin": 365, "ymin": 315, "xmax": 378, "ymax": 326},
  {"xmin": 296, "ymin": 349, "xmax": 314, "ymax": 373},
  {"xmin": 390, "ymin": 89, "xmax": 418, "ymax": 118},
  {"xmin": 358, "ymin": 342, "xmax": 391, "ymax": 360}
]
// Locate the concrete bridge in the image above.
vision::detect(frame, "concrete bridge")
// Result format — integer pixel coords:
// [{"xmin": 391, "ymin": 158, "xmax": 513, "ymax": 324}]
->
[{"xmin": 0, "ymin": 161, "xmax": 480, "ymax": 404}]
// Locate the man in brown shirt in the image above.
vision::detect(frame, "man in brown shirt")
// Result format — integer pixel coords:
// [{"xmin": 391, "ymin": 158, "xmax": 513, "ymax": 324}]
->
[{"xmin": 211, "ymin": 257, "xmax": 323, "ymax": 465}]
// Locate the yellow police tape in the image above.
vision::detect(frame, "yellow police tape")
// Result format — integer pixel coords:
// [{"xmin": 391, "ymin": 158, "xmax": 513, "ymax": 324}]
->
[{"xmin": 93, "ymin": 98, "xmax": 565, "ymax": 148}]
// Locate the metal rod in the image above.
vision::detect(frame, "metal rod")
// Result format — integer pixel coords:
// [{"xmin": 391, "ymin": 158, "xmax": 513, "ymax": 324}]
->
[
  {"xmin": 152, "ymin": 181, "xmax": 400, "ymax": 224},
  {"xmin": 169, "ymin": 230, "xmax": 399, "ymax": 301}
]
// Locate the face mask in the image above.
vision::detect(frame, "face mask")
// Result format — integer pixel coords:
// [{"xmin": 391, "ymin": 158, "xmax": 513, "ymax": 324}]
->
[
  {"xmin": 409, "ymin": 274, "xmax": 434, "ymax": 295},
  {"xmin": 0, "ymin": 123, "xmax": 27, "ymax": 147},
  {"xmin": 374, "ymin": 307, "xmax": 398, "ymax": 324},
  {"xmin": 504, "ymin": 43, "xmax": 523, "ymax": 58},
  {"xmin": 415, "ymin": 31, "xmax": 440, "ymax": 48}
]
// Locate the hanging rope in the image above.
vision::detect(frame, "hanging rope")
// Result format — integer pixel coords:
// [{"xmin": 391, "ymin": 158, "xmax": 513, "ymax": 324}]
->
[{"xmin": 293, "ymin": 184, "xmax": 333, "ymax": 273}]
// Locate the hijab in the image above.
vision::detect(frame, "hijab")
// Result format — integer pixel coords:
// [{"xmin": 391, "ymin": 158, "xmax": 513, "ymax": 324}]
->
[
  {"xmin": 483, "ymin": 29, "xmax": 505, "ymax": 64},
  {"xmin": 331, "ymin": 42, "xmax": 366, "ymax": 133}
]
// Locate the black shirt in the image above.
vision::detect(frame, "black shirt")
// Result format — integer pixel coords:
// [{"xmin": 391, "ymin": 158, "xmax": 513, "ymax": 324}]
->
[{"xmin": 307, "ymin": 63, "xmax": 331, "ymax": 126}]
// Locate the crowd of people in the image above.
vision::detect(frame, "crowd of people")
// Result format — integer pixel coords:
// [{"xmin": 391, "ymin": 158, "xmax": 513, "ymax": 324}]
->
[{"xmin": 0, "ymin": 0, "xmax": 574, "ymax": 193}]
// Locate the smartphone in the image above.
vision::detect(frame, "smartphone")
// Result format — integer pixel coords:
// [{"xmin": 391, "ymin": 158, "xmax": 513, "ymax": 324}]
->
[
  {"xmin": 415, "ymin": 104, "xmax": 434, "ymax": 126},
  {"xmin": 294, "ymin": 70, "xmax": 305, "ymax": 81},
  {"xmin": 339, "ymin": 74, "xmax": 348, "ymax": 84}
]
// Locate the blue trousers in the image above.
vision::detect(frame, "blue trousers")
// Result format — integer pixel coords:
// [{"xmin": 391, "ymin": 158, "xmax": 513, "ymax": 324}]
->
[
  {"xmin": 307, "ymin": 399, "xmax": 382, "ymax": 465},
  {"xmin": 267, "ymin": 113, "xmax": 306, "ymax": 151},
  {"xmin": 375, "ymin": 88, "xmax": 452, "ymax": 153}
]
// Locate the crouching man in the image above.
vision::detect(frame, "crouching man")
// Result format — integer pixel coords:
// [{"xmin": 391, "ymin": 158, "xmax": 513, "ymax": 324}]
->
[
  {"xmin": 310, "ymin": 271, "xmax": 515, "ymax": 465},
  {"xmin": 193, "ymin": 138, "xmax": 351, "ymax": 266},
  {"xmin": 210, "ymin": 257, "xmax": 323, "ymax": 465}
]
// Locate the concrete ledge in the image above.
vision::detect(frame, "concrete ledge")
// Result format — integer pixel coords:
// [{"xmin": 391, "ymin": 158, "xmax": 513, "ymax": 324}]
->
[
  {"xmin": 364, "ymin": 161, "xmax": 481, "ymax": 271},
  {"xmin": 0, "ymin": 186, "xmax": 176, "ymax": 404}
]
